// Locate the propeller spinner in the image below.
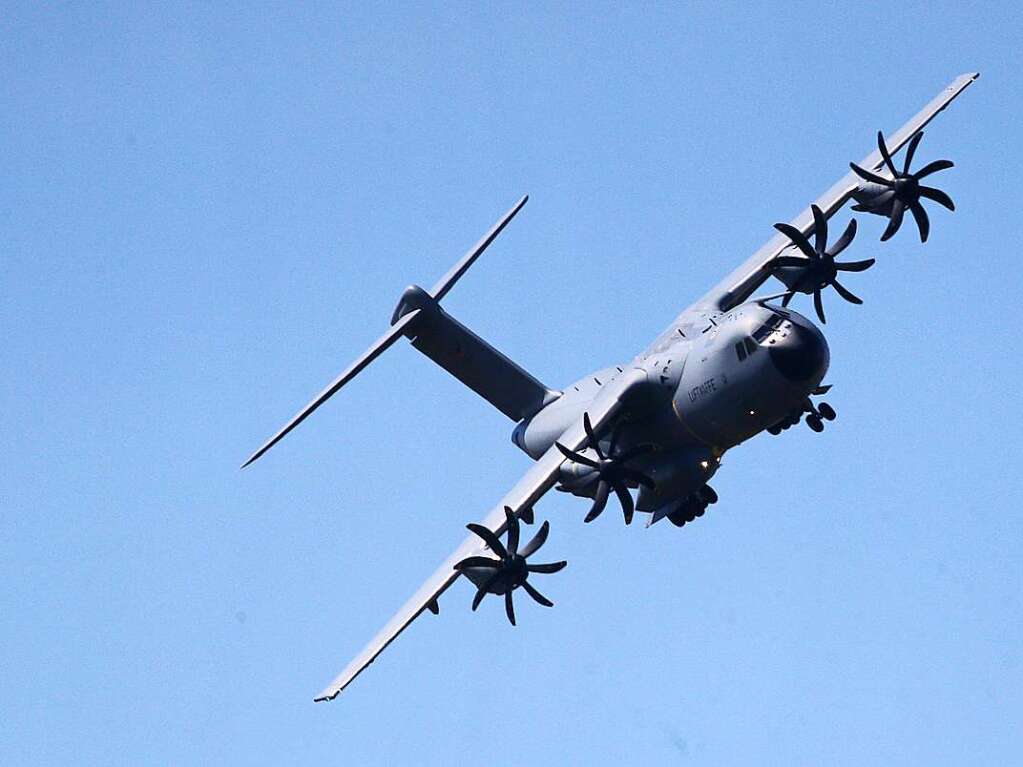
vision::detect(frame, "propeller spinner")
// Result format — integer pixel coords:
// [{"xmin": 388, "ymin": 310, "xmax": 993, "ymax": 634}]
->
[{"xmin": 772, "ymin": 205, "xmax": 875, "ymax": 324}]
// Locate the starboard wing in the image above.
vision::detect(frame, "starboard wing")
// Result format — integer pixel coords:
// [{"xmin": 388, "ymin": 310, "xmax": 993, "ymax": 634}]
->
[
  {"xmin": 313, "ymin": 367, "xmax": 647, "ymax": 701},
  {"xmin": 692, "ymin": 72, "xmax": 979, "ymax": 315}
]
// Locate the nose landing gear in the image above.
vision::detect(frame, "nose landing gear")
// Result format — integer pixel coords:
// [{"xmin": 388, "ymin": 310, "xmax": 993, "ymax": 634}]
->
[
  {"xmin": 805, "ymin": 398, "xmax": 836, "ymax": 432},
  {"xmin": 667, "ymin": 484, "xmax": 717, "ymax": 528},
  {"xmin": 767, "ymin": 385, "xmax": 836, "ymax": 435}
]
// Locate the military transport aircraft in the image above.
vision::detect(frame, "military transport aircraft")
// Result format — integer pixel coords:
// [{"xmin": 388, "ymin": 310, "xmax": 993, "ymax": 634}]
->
[{"xmin": 242, "ymin": 73, "xmax": 979, "ymax": 702}]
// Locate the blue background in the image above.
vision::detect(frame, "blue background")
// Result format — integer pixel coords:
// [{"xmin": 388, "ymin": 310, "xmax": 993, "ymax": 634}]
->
[{"xmin": 3, "ymin": 3, "xmax": 1020, "ymax": 764}]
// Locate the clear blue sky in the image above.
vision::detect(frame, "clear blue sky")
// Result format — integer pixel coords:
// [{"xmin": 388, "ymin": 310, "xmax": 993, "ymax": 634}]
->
[{"xmin": 3, "ymin": 3, "xmax": 1020, "ymax": 765}]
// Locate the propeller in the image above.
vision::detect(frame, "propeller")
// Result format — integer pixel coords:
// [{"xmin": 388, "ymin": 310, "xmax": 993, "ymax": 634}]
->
[
  {"xmin": 454, "ymin": 507, "xmax": 566, "ymax": 625},
  {"xmin": 555, "ymin": 413, "xmax": 655, "ymax": 525},
  {"xmin": 772, "ymin": 204, "xmax": 876, "ymax": 324},
  {"xmin": 850, "ymin": 130, "xmax": 955, "ymax": 242}
]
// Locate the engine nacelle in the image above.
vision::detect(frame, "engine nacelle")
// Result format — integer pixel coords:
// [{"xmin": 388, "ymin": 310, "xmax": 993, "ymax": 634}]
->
[{"xmin": 851, "ymin": 181, "xmax": 896, "ymax": 218}]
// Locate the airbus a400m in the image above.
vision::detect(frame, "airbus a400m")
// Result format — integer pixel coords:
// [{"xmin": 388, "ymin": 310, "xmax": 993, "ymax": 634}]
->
[{"xmin": 242, "ymin": 73, "xmax": 979, "ymax": 702}]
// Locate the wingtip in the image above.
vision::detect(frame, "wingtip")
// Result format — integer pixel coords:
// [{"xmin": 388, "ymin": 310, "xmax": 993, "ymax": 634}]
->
[
  {"xmin": 314, "ymin": 686, "xmax": 342, "ymax": 703},
  {"xmin": 239, "ymin": 450, "xmax": 261, "ymax": 470}
]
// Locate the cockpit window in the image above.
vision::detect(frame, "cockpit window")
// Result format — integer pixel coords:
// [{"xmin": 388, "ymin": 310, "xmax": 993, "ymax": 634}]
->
[
  {"xmin": 735, "ymin": 341, "xmax": 747, "ymax": 361},
  {"xmin": 744, "ymin": 337, "xmax": 758, "ymax": 355},
  {"xmin": 752, "ymin": 314, "xmax": 785, "ymax": 342}
]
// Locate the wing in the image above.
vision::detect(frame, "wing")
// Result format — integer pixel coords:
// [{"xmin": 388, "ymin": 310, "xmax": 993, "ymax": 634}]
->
[
  {"xmin": 693, "ymin": 72, "xmax": 979, "ymax": 314},
  {"xmin": 313, "ymin": 367, "xmax": 647, "ymax": 702}
]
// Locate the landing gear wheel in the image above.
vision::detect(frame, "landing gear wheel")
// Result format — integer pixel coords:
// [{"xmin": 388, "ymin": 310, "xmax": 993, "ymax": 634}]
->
[
  {"xmin": 668, "ymin": 514, "xmax": 686, "ymax": 528},
  {"xmin": 699, "ymin": 485, "xmax": 718, "ymax": 505},
  {"xmin": 806, "ymin": 413, "xmax": 824, "ymax": 432},
  {"xmin": 818, "ymin": 402, "xmax": 836, "ymax": 421}
]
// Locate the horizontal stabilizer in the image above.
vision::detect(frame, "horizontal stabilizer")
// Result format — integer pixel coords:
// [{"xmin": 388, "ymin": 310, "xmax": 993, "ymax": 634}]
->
[
  {"xmin": 242, "ymin": 196, "xmax": 530, "ymax": 467},
  {"xmin": 241, "ymin": 309, "xmax": 421, "ymax": 467}
]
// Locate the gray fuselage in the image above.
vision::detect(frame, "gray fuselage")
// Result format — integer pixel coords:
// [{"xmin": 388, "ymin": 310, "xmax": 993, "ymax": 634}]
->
[{"xmin": 512, "ymin": 301, "xmax": 829, "ymax": 514}]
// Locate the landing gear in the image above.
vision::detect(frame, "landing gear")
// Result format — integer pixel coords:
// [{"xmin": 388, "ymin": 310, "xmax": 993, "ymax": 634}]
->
[
  {"xmin": 804, "ymin": 397, "xmax": 836, "ymax": 432},
  {"xmin": 698, "ymin": 485, "xmax": 718, "ymax": 505},
  {"xmin": 766, "ymin": 386, "xmax": 837, "ymax": 436},
  {"xmin": 668, "ymin": 485, "xmax": 716, "ymax": 527},
  {"xmin": 767, "ymin": 409, "xmax": 804, "ymax": 435}
]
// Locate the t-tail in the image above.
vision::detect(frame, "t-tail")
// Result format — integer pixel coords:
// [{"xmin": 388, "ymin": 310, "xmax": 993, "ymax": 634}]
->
[{"xmin": 241, "ymin": 195, "xmax": 558, "ymax": 468}]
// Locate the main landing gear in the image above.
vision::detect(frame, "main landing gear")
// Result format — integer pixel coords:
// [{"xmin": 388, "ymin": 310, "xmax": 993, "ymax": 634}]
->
[
  {"xmin": 667, "ymin": 484, "xmax": 717, "ymax": 528},
  {"xmin": 767, "ymin": 385, "xmax": 836, "ymax": 435}
]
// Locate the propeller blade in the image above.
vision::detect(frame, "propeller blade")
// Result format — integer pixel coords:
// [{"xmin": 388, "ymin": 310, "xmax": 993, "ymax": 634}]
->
[
  {"xmin": 519, "ymin": 520, "xmax": 550, "ymax": 558},
  {"xmin": 521, "ymin": 580, "xmax": 554, "ymax": 607},
  {"xmin": 520, "ymin": 506, "xmax": 535, "ymax": 525},
  {"xmin": 881, "ymin": 199, "xmax": 905, "ymax": 241},
  {"xmin": 582, "ymin": 412, "xmax": 606, "ymax": 460},
  {"xmin": 471, "ymin": 588, "xmax": 487, "ymax": 612},
  {"xmin": 466, "ymin": 523, "xmax": 508, "ymax": 559},
  {"xmin": 919, "ymin": 186, "xmax": 956, "ymax": 211},
  {"xmin": 913, "ymin": 159, "xmax": 954, "ymax": 180},
  {"xmin": 614, "ymin": 483, "xmax": 635, "ymax": 525},
  {"xmin": 607, "ymin": 419, "xmax": 626, "ymax": 458},
  {"xmin": 877, "ymin": 131, "xmax": 898, "ymax": 177},
  {"xmin": 835, "ymin": 258, "xmax": 875, "ymax": 273},
  {"xmin": 585, "ymin": 481, "xmax": 611, "ymax": 523},
  {"xmin": 831, "ymin": 279, "xmax": 863, "ymax": 305},
  {"xmin": 828, "ymin": 218, "xmax": 858, "ymax": 257},
  {"xmin": 811, "ymin": 204, "xmax": 828, "ymax": 255},
  {"xmin": 774, "ymin": 223, "xmax": 817, "ymax": 259},
  {"xmin": 850, "ymin": 162, "xmax": 893, "ymax": 187},
  {"xmin": 781, "ymin": 291, "xmax": 795, "ymax": 307},
  {"xmin": 620, "ymin": 468, "xmax": 655, "ymax": 489},
  {"xmin": 503, "ymin": 507, "xmax": 519, "ymax": 556},
  {"xmin": 472, "ymin": 570, "xmax": 502, "ymax": 611},
  {"xmin": 909, "ymin": 201, "xmax": 931, "ymax": 243},
  {"xmin": 527, "ymin": 561, "xmax": 567, "ymax": 574},
  {"xmin": 813, "ymin": 289, "xmax": 826, "ymax": 324},
  {"xmin": 454, "ymin": 556, "xmax": 501, "ymax": 571},
  {"xmin": 555, "ymin": 442, "xmax": 600, "ymax": 469},
  {"xmin": 241, "ymin": 309, "xmax": 421, "ymax": 468},
  {"xmin": 774, "ymin": 256, "xmax": 809, "ymax": 268},
  {"xmin": 504, "ymin": 591, "xmax": 516, "ymax": 625},
  {"xmin": 903, "ymin": 131, "xmax": 924, "ymax": 174},
  {"xmin": 430, "ymin": 195, "xmax": 528, "ymax": 302}
]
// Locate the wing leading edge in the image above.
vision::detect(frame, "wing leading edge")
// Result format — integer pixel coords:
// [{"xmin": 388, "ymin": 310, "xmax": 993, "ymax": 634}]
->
[
  {"xmin": 694, "ymin": 72, "xmax": 978, "ymax": 315},
  {"xmin": 314, "ymin": 367, "xmax": 647, "ymax": 701}
]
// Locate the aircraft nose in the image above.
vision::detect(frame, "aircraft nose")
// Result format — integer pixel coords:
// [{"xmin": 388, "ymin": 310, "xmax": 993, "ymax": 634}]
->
[{"xmin": 768, "ymin": 320, "xmax": 829, "ymax": 384}]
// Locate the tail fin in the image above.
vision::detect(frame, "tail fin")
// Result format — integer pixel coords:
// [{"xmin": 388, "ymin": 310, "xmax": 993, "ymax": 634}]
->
[
  {"xmin": 393, "ymin": 285, "xmax": 557, "ymax": 421},
  {"xmin": 242, "ymin": 195, "xmax": 549, "ymax": 468}
]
